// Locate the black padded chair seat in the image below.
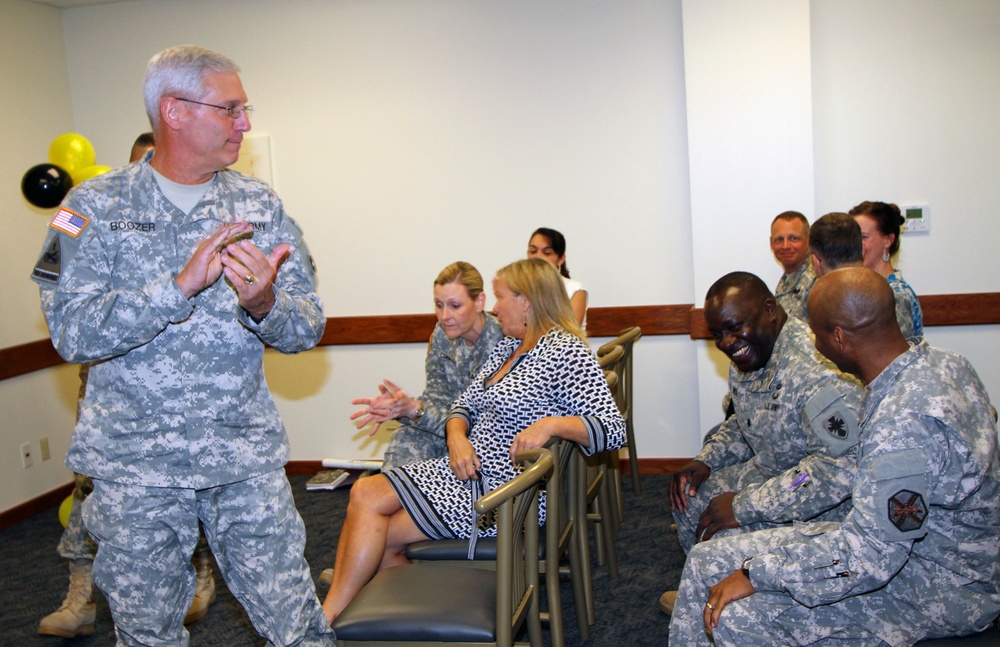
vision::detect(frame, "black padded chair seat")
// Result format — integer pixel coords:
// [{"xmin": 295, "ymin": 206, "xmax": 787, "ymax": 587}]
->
[
  {"xmin": 406, "ymin": 538, "xmax": 499, "ymax": 561},
  {"xmin": 333, "ymin": 563, "xmax": 497, "ymax": 643},
  {"xmin": 405, "ymin": 536, "xmax": 551, "ymax": 562}
]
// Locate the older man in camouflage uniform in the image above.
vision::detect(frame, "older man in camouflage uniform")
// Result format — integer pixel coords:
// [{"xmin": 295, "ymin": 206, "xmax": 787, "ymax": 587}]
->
[
  {"xmin": 31, "ymin": 45, "xmax": 333, "ymax": 646},
  {"xmin": 670, "ymin": 268, "xmax": 1000, "ymax": 646}
]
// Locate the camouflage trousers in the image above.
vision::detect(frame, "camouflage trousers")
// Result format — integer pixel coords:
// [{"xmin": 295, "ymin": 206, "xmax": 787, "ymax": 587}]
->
[
  {"xmin": 58, "ymin": 473, "xmax": 212, "ymax": 566},
  {"xmin": 83, "ymin": 468, "xmax": 334, "ymax": 647},
  {"xmin": 57, "ymin": 472, "xmax": 97, "ymax": 560},
  {"xmin": 668, "ymin": 525, "xmax": 888, "ymax": 646},
  {"xmin": 382, "ymin": 424, "xmax": 447, "ymax": 471},
  {"xmin": 673, "ymin": 460, "xmax": 768, "ymax": 553}
]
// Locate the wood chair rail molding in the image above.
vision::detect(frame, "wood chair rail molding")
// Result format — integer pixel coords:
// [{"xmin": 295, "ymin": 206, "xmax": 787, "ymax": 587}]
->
[
  {"xmin": 4, "ymin": 293, "xmax": 999, "ymax": 381},
  {"xmin": 686, "ymin": 292, "xmax": 1000, "ymax": 340}
]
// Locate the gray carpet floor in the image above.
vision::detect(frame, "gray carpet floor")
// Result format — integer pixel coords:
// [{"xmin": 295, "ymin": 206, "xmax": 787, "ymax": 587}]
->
[
  {"xmin": 0, "ymin": 473, "xmax": 682, "ymax": 646},
  {"xmin": 3, "ymin": 473, "xmax": 996, "ymax": 646}
]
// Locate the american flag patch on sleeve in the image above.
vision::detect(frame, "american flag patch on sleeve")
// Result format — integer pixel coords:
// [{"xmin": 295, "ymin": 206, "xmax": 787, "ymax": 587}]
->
[{"xmin": 49, "ymin": 208, "xmax": 89, "ymax": 237}]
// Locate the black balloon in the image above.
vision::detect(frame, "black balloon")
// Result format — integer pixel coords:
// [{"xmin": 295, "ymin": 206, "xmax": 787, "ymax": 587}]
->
[{"xmin": 22, "ymin": 163, "xmax": 72, "ymax": 208}]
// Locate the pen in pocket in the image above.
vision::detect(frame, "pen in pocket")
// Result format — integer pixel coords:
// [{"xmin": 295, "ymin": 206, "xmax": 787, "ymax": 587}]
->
[{"xmin": 790, "ymin": 472, "xmax": 810, "ymax": 490}]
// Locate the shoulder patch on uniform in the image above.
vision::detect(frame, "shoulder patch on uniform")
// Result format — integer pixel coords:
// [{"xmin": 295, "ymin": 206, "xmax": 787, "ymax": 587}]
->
[
  {"xmin": 823, "ymin": 412, "xmax": 848, "ymax": 439},
  {"xmin": 32, "ymin": 236, "xmax": 62, "ymax": 283},
  {"xmin": 804, "ymin": 386, "xmax": 860, "ymax": 456},
  {"xmin": 49, "ymin": 207, "xmax": 90, "ymax": 237},
  {"xmin": 887, "ymin": 489, "xmax": 927, "ymax": 532},
  {"xmin": 869, "ymin": 449, "xmax": 931, "ymax": 539}
]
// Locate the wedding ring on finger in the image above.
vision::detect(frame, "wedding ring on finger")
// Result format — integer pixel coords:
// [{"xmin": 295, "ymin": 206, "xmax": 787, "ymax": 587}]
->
[
  {"xmin": 244, "ymin": 273, "xmax": 256, "ymax": 285},
  {"xmin": 705, "ymin": 602, "xmax": 715, "ymax": 610}
]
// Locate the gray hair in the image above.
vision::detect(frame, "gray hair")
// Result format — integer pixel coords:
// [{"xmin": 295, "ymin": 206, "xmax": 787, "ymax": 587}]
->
[{"xmin": 144, "ymin": 45, "xmax": 240, "ymax": 130}]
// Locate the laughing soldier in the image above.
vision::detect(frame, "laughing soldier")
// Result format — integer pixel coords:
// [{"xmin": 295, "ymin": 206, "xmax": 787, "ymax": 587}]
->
[{"xmin": 660, "ymin": 271, "xmax": 863, "ymax": 615}]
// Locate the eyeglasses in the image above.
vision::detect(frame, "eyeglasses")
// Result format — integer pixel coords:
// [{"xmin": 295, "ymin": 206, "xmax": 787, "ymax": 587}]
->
[{"xmin": 173, "ymin": 97, "xmax": 254, "ymax": 120}]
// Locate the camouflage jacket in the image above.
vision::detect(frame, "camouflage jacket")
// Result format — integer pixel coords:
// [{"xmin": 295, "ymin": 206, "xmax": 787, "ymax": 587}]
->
[
  {"xmin": 406, "ymin": 313, "xmax": 504, "ymax": 437},
  {"xmin": 696, "ymin": 317, "xmax": 863, "ymax": 526},
  {"xmin": 30, "ymin": 160, "xmax": 325, "ymax": 489},
  {"xmin": 748, "ymin": 343, "xmax": 1000, "ymax": 644},
  {"xmin": 774, "ymin": 262, "xmax": 816, "ymax": 322}
]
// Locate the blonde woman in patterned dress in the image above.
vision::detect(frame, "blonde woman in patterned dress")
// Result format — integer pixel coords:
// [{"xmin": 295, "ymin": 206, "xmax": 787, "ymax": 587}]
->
[{"xmin": 321, "ymin": 258, "xmax": 625, "ymax": 624}]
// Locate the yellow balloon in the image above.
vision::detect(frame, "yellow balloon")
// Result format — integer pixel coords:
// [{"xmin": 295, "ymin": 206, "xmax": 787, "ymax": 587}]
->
[
  {"xmin": 71, "ymin": 164, "xmax": 112, "ymax": 186},
  {"xmin": 58, "ymin": 494, "xmax": 74, "ymax": 528},
  {"xmin": 49, "ymin": 133, "xmax": 96, "ymax": 174}
]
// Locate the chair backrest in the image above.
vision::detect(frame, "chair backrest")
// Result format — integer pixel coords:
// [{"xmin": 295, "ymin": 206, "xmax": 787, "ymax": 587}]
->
[
  {"xmin": 544, "ymin": 437, "xmax": 575, "ymax": 567},
  {"xmin": 476, "ymin": 447, "xmax": 553, "ymax": 646},
  {"xmin": 599, "ymin": 347, "xmax": 625, "ymax": 415},
  {"xmin": 598, "ymin": 327, "xmax": 641, "ymax": 420},
  {"xmin": 597, "ymin": 326, "xmax": 641, "ymax": 359},
  {"xmin": 597, "ymin": 343, "xmax": 624, "ymax": 370}
]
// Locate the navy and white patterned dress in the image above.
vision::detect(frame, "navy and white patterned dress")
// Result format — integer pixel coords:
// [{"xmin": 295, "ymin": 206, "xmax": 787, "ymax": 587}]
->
[{"xmin": 383, "ymin": 327, "xmax": 625, "ymax": 540}]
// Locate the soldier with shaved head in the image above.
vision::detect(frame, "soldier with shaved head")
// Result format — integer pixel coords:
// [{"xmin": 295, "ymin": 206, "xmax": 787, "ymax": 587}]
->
[{"xmin": 669, "ymin": 267, "xmax": 1000, "ymax": 646}]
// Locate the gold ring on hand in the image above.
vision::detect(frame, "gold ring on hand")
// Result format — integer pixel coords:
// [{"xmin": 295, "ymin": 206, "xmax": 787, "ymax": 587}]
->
[
  {"xmin": 244, "ymin": 273, "xmax": 256, "ymax": 285},
  {"xmin": 705, "ymin": 602, "xmax": 715, "ymax": 610}
]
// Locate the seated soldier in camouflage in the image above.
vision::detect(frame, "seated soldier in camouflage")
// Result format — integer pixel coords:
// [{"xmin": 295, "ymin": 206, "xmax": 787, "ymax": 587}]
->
[
  {"xmin": 350, "ymin": 262, "xmax": 504, "ymax": 470},
  {"xmin": 670, "ymin": 272, "xmax": 862, "ymax": 551},
  {"xmin": 670, "ymin": 268, "xmax": 1000, "ymax": 646},
  {"xmin": 661, "ymin": 271, "xmax": 862, "ymax": 614}
]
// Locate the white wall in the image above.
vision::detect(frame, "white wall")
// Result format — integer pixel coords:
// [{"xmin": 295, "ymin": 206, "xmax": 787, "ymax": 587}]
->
[
  {"xmin": 683, "ymin": 0, "xmax": 817, "ymax": 437},
  {"xmin": 3, "ymin": 0, "xmax": 999, "ymax": 513},
  {"xmin": 812, "ymin": 0, "xmax": 1000, "ymax": 294},
  {"xmin": 810, "ymin": 0, "xmax": 1000, "ymax": 398}
]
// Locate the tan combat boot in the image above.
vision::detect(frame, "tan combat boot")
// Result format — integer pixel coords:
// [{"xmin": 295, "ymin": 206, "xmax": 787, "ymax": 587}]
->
[
  {"xmin": 38, "ymin": 559, "xmax": 97, "ymax": 637},
  {"xmin": 659, "ymin": 590, "xmax": 679, "ymax": 616},
  {"xmin": 184, "ymin": 556, "xmax": 217, "ymax": 624}
]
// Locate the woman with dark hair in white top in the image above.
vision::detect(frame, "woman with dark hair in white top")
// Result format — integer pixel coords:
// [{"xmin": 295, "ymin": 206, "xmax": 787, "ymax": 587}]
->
[{"xmin": 527, "ymin": 227, "xmax": 588, "ymax": 329}]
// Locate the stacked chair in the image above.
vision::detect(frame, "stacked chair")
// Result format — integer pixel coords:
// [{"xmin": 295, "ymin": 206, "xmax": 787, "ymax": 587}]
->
[
  {"xmin": 587, "ymin": 350, "xmax": 623, "ymax": 576},
  {"xmin": 585, "ymin": 326, "xmax": 642, "ymax": 584},
  {"xmin": 597, "ymin": 326, "xmax": 643, "ymax": 500},
  {"xmin": 332, "ymin": 448, "xmax": 554, "ymax": 647}
]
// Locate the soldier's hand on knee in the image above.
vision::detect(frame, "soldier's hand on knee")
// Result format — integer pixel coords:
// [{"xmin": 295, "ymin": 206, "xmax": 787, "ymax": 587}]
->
[
  {"xmin": 695, "ymin": 491, "xmax": 739, "ymax": 542},
  {"xmin": 669, "ymin": 460, "xmax": 710, "ymax": 511},
  {"xmin": 703, "ymin": 568, "xmax": 756, "ymax": 636}
]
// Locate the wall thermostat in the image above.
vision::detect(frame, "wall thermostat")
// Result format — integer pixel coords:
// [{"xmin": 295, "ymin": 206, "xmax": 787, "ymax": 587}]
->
[{"xmin": 901, "ymin": 204, "xmax": 929, "ymax": 234}]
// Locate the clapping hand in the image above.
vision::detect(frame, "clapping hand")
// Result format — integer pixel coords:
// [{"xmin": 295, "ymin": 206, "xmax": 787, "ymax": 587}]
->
[
  {"xmin": 220, "ymin": 231, "xmax": 290, "ymax": 321},
  {"xmin": 349, "ymin": 379, "xmax": 413, "ymax": 437}
]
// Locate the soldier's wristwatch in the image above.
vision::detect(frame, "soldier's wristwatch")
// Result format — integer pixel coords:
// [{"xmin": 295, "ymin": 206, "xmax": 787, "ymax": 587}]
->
[
  {"xmin": 741, "ymin": 556, "xmax": 753, "ymax": 580},
  {"xmin": 411, "ymin": 405, "xmax": 425, "ymax": 421}
]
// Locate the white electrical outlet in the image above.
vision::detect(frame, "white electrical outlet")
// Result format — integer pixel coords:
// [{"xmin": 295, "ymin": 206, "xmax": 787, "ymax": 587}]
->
[
  {"xmin": 20, "ymin": 442, "xmax": 33, "ymax": 468},
  {"xmin": 40, "ymin": 437, "xmax": 51, "ymax": 461}
]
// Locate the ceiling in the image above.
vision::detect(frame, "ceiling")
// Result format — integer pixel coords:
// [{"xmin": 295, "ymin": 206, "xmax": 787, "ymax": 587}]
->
[{"xmin": 24, "ymin": 0, "xmax": 135, "ymax": 7}]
